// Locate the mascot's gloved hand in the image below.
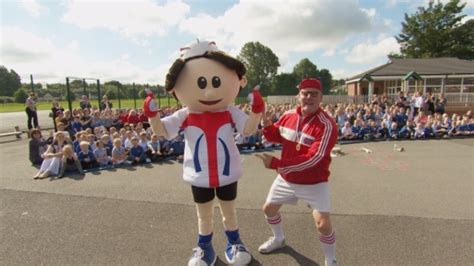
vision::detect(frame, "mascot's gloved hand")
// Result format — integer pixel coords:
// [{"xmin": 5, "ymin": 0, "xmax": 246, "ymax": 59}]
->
[
  {"xmin": 250, "ymin": 88, "xmax": 265, "ymax": 113},
  {"xmin": 143, "ymin": 89, "xmax": 159, "ymax": 118}
]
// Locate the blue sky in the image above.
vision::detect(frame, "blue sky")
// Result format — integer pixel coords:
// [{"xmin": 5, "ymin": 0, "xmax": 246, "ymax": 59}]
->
[{"xmin": 1, "ymin": 0, "xmax": 473, "ymax": 86}]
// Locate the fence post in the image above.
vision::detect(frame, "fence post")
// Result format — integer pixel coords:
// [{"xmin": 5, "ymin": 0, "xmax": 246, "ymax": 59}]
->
[
  {"xmin": 97, "ymin": 80, "xmax": 101, "ymax": 108},
  {"xmin": 118, "ymin": 86, "xmax": 122, "ymax": 109},
  {"xmin": 82, "ymin": 79, "xmax": 87, "ymax": 96},
  {"xmin": 133, "ymin": 83, "xmax": 137, "ymax": 109},
  {"xmin": 30, "ymin": 74, "xmax": 34, "ymax": 93},
  {"xmin": 66, "ymin": 77, "xmax": 72, "ymax": 112}
]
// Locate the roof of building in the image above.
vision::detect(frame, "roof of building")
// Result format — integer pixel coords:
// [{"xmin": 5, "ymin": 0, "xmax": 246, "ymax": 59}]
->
[{"xmin": 347, "ymin": 57, "xmax": 474, "ymax": 82}]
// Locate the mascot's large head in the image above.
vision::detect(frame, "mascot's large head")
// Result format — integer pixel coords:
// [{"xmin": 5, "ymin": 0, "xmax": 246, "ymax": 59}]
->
[{"xmin": 165, "ymin": 41, "xmax": 247, "ymax": 112}]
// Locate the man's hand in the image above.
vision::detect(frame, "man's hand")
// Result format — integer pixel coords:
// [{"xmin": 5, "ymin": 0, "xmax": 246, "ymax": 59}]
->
[
  {"xmin": 255, "ymin": 153, "xmax": 274, "ymax": 169},
  {"xmin": 143, "ymin": 89, "xmax": 159, "ymax": 118}
]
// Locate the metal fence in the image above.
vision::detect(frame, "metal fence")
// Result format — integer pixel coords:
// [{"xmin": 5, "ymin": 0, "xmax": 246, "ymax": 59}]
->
[
  {"xmin": 444, "ymin": 93, "xmax": 474, "ymax": 107},
  {"xmin": 268, "ymin": 93, "xmax": 473, "ymax": 107},
  {"xmin": 267, "ymin": 95, "xmax": 369, "ymax": 105}
]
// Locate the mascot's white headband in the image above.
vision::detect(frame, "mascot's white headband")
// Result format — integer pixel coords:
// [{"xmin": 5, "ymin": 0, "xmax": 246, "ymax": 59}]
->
[{"xmin": 180, "ymin": 40, "xmax": 219, "ymax": 60}]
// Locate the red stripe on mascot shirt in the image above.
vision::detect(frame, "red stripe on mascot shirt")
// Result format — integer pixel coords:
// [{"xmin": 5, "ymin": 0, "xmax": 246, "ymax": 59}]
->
[{"xmin": 186, "ymin": 111, "xmax": 232, "ymax": 188}]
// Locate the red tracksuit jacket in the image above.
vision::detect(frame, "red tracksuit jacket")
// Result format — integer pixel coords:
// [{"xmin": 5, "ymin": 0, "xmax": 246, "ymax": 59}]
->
[{"xmin": 263, "ymin": 107, "xmax": 338, "ymax": 185}]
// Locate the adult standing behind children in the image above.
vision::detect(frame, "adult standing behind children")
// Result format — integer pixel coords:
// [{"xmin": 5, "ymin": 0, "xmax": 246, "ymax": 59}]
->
[
  {"xmin": 100, "ymin": 95, "xmax": 113, "ymax": 111},
  {"xmin": 79, "ymin": 95, "xmax": 92, "ymax": 110},
  {"xmin": 255, "ymin": 78, "xmax": 339, "ymax": 266},
  {"xmin": 25, "ymin": 92, "xmax": 39, "ymax": 132}
]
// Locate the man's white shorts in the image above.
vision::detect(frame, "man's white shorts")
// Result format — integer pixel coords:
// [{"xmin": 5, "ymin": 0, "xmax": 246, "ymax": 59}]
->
[{"xmin": 265, "ymin": 175, "xmax": 331, "ymax": 213}]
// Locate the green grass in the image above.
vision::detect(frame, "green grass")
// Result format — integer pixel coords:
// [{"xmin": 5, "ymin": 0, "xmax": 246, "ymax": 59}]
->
[
  {"xmin": 0, "ymin": 99, "xmax": 180, "ymax": 113},
  {"xmin": 0, "ymin": 97, "xmax": 250, "ymax": 113}
]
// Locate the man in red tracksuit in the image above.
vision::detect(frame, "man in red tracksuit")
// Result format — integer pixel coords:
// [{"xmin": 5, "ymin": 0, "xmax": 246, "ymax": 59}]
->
[{"xmin": 255, "ymin": 78, "xmax": 338, "ymax": 266}]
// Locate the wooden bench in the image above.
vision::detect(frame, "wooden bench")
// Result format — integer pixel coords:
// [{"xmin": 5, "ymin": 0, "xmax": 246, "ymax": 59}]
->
[{"xmin": 0, "ymin": 126, "xmax": 23, "ymax": 139}]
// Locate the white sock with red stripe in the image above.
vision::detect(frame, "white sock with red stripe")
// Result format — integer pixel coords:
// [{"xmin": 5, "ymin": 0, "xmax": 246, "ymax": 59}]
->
[
  {"xmin": 319, "ymin": 231, "xmax": 336, "ymax": 264},
  {"xmin": 266, "ymin": 213, "xmax": 284, "ymax": 241}
]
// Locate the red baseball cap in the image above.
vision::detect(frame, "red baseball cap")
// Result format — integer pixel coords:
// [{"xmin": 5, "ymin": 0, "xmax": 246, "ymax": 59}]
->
[{"xmin": 298, "ymin": 78, "xmax": 322, "ymax": 91}]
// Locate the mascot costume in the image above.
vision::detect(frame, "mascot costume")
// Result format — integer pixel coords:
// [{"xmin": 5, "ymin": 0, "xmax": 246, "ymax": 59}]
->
[{"xmin": 143, "ymin": 41, "xmax": 264, "ymax": 266}]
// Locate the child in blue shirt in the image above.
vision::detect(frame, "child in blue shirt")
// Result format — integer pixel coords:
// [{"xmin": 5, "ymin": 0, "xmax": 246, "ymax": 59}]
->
[
  {"xmin": 101, "ymin": 134, "xmax": 114, "ymax": 156},
  {"xmin": 112, "ymin": 138, "xmax": 129, "ymax": 166},
  {"xmin": 147, "ymin": 134, "xmax": 162, "ymax": 161},
  {"xmin": 78, "ymin": 141, "xmax": 97, "ymax": 170},
  {"xmin": 94, "ymin": 140, "xmax": 112, "ymax": 167},
  {"xmin": 423, "ymin": 122, "xmax": 435, "ymax": 138},
  {"xmin": 71, "ymin": 116, "xmax": 83, "ymax": 134},
  {"xmin": 394, "ymin": 108, "xmax": 408, "ymax": 128},
  {"xmin": 398, "ymin": 120, "xmax": 415, "ymax": 139},
  {"xmin": 128, "ymin": 136, "xmax": 146, "ymax": 164},
  {"xmin": 358, "ymin": 121, "xmax": 372, "ymax": 140},
  {"xmin": 170, "ymin": 134, "xmax": 185, "ymax": 155},
  {"xmin": 389, "ymin": 122, "xmax": 399, "ymax": 139}
]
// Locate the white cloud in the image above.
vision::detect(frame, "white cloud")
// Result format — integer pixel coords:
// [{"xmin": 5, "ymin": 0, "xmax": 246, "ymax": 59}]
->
[
  {"xmin": 18, "ymin": 0, "xmax": 48, "ymax": 17},
  {"xmin": 61, "ymin": 0, "xmax": 190, "ymax": 45},
  {"xmin": 345, "ymin": 35, "xmax": 400, "ymax": 64},
  {"xmin": 338, "ymin": 48, "xmax": 350, "ymax": 55},
  {"xmin": 179, "ymin": 0, "xmax": 373, "ymax": 62},
  {"xmin": 1, "ymin": 26, "xmax": 55, "ymax": 63},
  {"xmin": 0, "ymin": 25, "xmax": 168, "ymax": 84},
  {"xmin": 361, "ymin": 8, "xmax": 376, "ymax": 18},
  {"xmin": 322, "ymin": 49, "xmax": 335, "ymax": 57},
  {"xmin": 461, "ymin": 15, "xmax": 474, "ymax": 24}
]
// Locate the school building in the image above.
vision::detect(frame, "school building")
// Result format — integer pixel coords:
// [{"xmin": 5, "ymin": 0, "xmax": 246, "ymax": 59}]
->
[{"xmin": 345, "ymin": 58, "xmax": 474, "ymax": 107}]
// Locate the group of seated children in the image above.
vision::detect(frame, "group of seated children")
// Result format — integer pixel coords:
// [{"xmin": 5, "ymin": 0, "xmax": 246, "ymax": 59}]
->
[
  {"xmin": 338, "ymin": 112, "xmax": 474, "ymax": 141},
  {"xmin": 30, "ymin": 123, "xmax": 186, "ymax": 179}
]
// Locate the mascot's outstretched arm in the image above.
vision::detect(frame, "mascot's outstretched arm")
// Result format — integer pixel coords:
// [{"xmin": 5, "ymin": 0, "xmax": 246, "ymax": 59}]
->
[
  {"xmin": 143, "ymin": 89, "xmax": 167, "ymax": 137},
  {"xmin": 243, "ymin": 86, "xmax": 264, "ymax": 136}
]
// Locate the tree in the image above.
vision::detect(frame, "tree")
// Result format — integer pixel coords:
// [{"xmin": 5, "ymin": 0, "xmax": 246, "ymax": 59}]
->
[
  {"xmin": 0, "ymin": 66, "xmax": 22, "ymax": 96},
  {"xmin": 450, "ymin": 19, "xmax": 474, "ymax": 59},
  {"xmin": 105, "ymin": 81, "xmax": 125, "ymax": 99},
  {"xmin": 317, "ymin": 69, "xmax": 333, "ymax": 95},
  {"xmin": 395, "ymin": 0, "xmax": 473, "ymax": 59},
  {"xmin": 104, "ymin": 85, "xmax": 118, "ymax": 99},
  {"xmin": 293, "ymin": 58, "xmax": 318, "ymax": 82},
  {"xmin": 271, "ymin": 73, "xmax": 298, "ymax": 95},
  {"xmin": 13, "ymin": 88, "xmax": 28, "ymax": 103},
  {"xmin": 237, "ymin": 42, "xmax": 280, "ymax": 94}
]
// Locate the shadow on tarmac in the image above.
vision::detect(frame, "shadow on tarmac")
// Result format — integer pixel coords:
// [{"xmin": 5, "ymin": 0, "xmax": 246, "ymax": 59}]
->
[{"xmin": 271, "ymin": 245, "xmax": 319, "ymax": 266}]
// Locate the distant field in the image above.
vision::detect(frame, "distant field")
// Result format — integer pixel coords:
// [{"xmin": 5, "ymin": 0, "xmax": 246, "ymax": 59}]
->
[
  {"xmin": 0, "ymin": 97, "xmax": 250, "ymax": 113},
  {"xmin": 0, "ymin": 99, "xmax": 179, "ymax": 113}
]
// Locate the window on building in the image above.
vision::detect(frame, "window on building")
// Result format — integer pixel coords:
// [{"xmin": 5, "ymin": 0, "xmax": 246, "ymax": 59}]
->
[
  {"xmin": 426, "ymin": 78, "xmax": 442, "ymax": 86},
  {"xmin": 445, "ymin": 86, "xmax": 461, "ymax": 93},
  {"xmin": 386, "ymin": 80, "xmax": 401, "ymax": 95},
  {"xmin": 426, "ymin": 87, "xmax": 442, "ymax": 94},
  {"xmin": 445, "ymin": 78, "xmax": 462, "ymax": 85},
  {"xmin": 462, "ymin": 86, "xmax": 474, "ymax": 93},
  {"xmin": 462, "ymin": 77, "xmax": 474, "ymax": 85}
]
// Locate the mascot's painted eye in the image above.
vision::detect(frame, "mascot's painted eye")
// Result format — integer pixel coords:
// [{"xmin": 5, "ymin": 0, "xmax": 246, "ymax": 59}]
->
[
  {"xmin": 212, "ymin": 76, "xmax": 221, "ymax": 88},
  {"xmin": 197, "ymin": 76, "xmax": 207, "ymax": 89}
]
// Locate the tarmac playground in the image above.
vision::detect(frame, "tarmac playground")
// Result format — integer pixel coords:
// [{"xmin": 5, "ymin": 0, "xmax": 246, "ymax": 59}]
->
[{"xmin": 0, "ymin": 136, "xmax": 472, "ymax": 265}]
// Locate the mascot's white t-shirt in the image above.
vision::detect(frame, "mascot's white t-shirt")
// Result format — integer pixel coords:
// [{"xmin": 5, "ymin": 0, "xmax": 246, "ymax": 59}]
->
[{"xmin": 162, "ymin": 105, "xmax": 248, "ymax": 188}]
